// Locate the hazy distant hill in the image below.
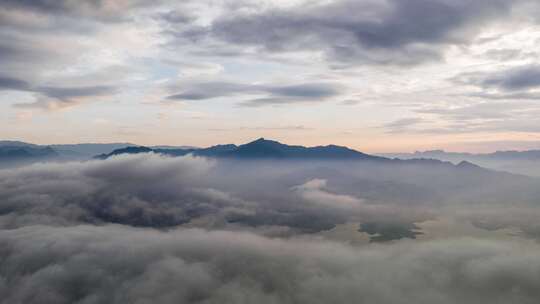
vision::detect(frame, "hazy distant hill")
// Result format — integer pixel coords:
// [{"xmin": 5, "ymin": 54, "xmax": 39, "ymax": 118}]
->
[
  {"xmin": 0, "ymin": 145, "xmax": 59, "ymax": 168},
  {"xmin": 0, "ymin": 141, "xmax": 135, "ymax": 168},
  {"xmin": 381, "ymin": 150, "xmax": 540, "ymax": 177},
  {"xmin": 0, "ymin": 140, "xmax": 40, "ymax": 148},
  {"xmin": 51, "ymin": 143, "xmax": 134, "ymax": 158},
  {"xmin": 0, "ymin": 145, "xmax": 58, "ymax": 159}
]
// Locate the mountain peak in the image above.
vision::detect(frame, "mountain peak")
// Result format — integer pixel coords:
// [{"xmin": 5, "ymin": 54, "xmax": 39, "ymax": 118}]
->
[
  {"xmin": 456, "ymin": 160, "xmax": 482, "ymax": 169},
  {"xmin": 246, "ymin": 138, "xmax": 281, "ymax": 145}
]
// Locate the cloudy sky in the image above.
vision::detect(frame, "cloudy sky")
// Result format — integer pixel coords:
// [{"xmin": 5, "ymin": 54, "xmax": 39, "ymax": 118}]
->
[{"xmin": 3, "ymin": 0, "xmax": 540, "ymax": 152}]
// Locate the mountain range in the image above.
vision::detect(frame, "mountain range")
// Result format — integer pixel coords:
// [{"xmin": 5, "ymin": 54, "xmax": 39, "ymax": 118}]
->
[
  {"xmin": 2, "ymin": 138, "xmax": 540, "ymax": 177},
  {"xmin": 96, "ymin": 138, "xmax": 522, "ymax": 182},
  {"xmin": 3, "ymin": 138, "xmax": 538, "ymax": 222},
  {"xmin": 96, "ymin": 138, "xmax": 388, "ymax": 161},
  {"xmin": 381, "ymin": 149, "xmax": 540, "ymax": 161}
]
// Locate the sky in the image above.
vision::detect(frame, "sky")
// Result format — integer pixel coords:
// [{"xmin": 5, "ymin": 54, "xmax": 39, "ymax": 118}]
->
[{"xmin": 2, "ymin": 0, "xmax": 540, "ymax": 152}]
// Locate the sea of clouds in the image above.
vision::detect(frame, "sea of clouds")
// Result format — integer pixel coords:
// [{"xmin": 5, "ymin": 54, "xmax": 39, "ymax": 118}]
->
[{"xmin": 2, "ymin": 153, "xmax": 540, "ymax": 303}]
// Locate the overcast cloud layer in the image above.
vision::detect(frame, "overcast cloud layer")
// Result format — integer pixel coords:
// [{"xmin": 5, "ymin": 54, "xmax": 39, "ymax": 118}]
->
[{"xmin": 2, "ymin": 0, "xmax": 540, "ymax": 151}]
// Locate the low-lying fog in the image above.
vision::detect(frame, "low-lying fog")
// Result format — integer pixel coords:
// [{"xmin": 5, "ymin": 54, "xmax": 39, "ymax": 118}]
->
[{"xmin": 2, "ymin": 153, "xmax": 540, "ymax": 303}]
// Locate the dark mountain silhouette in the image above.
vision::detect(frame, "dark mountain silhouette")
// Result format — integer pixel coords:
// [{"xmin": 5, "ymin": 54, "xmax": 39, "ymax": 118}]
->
[
  {"xmin": 95, "ymin": 146, "xmax": 154, "ymax": 159},
  {"xmin": 97, "ymin": 138, "xmax": 388, "ymax": 161},
  {"xmin": 227, "ymin": 138, "xmax": 385, "ymax": 159}
]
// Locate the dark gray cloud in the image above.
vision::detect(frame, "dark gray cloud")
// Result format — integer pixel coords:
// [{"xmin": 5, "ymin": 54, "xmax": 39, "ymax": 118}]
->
[
  {"xmin": 1, "ymin": 0, "xmax": 86, "ymax": 15},
  {"xmin": 466, "ymin": 91, "xmax": 540, "ymax": 100},
  {"xmin": 0, "ymin": 74, "xmax": 118, "ymax": 108},
  {"xmin": 453, "ymin": 65, "xmax": 540, "ymax": 100},
  {"xmin": 0, "ymin": 0, "xmax": 152, "ymax": 22},
  {"xmin": 266, "ymin": 83, "xmax": 338, "ymax": 99},
  {"xmin": 158, "ymin": 10, "xmax": 195, "ymax": 25},
  {"xmin": 481, "ymin": 49, "xmax": 538, "ymax": 61},
  {"xmin": 37, "ymin": 85, "xmax": 118, "ymax": 100},
  {"xmin": 167, "ymin": 81, "xmax": 342, "ymax": 106},
  {"xmin": 164, "ymin": 0, "xmax": 521, "ymax": 65},
  {"xmin": 479, "ymin": 65, "xmax": 540, "ymax": 92},
  {"xmin": 167, "ymin": 82, "xmax": 252, "ymax": 100},
  {"xmin": 1, "ymin": 0, "xmax": 92, "ymax": 13},
  {"xmin": 0, "ymin": 32, "xmax": 64, "ymax": 81},
  {"xmin": 383, "ymin": 118, "xmax": 425, "ymax": 133},
  {"xmin": 457, "ymin": 65, "xmax": 540, "ymax": 92},
  {"xmin": 0, "ymin": 76, "xmax": 32, "ymax": 91}
]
